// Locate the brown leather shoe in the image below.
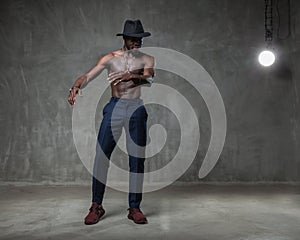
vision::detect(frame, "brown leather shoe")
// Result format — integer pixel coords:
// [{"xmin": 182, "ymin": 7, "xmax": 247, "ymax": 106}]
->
[
  {"xmin": 84, "ymin": 202, "xmax": 105, "ymax": 225},
  {"xmin": 127, "ymin": 208, "xmax": 148, "ymax": 224}
]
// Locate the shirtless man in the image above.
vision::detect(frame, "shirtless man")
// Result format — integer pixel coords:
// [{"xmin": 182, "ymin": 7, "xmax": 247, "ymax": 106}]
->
[{"xmin": 68, "ymin": 20, "xmax": 154, "ymax": 225}]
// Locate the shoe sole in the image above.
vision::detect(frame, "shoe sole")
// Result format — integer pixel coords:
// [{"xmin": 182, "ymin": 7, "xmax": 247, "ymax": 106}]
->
[
  {"xmin": 84, "ymin": 219, "xmax": 100, "ymax": 225},
  {"xmin": 127, "ymin": 214, "xmax": 148, "ymax": 224}
]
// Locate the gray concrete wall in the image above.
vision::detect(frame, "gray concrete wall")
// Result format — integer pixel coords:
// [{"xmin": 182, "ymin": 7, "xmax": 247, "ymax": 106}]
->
[{"xmin": 0, "ymin": 0, "xmax": 299, "ymax": 183}]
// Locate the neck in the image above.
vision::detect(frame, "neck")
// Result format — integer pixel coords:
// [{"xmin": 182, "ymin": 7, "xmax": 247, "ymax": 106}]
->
[{"xmin": 122, "ymin": 45, "xmax": 129, "ymax": 51}]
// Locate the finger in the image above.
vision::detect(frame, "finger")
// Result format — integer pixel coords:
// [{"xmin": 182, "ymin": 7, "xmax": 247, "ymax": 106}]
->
[
  {"xmin": 109, "ymin": 78, "xmax": 119, "ymax": 83},
  {"xmin": 68, "ymin": 97, "xmax": 74, "ymax": 106},
  {"xmin": 114, "ymin": 79, "xmax": 123, "ymax": 86},
  {"xmin": 109, "ymin": 71, "xmax": 127, "ymax": 79},
  {"xmin": 110, "ymin": 80, "xmax": 119, "ymax": 85},
  {"xmin": 70, "ymin": 95, "xmax": 76, "ymax": 104},
  {"xmin": 71, "ymin": 89, "xmax": 77, "ymax": 98},
  {"xmin": 108, "ymin": 73, "xmax": 123, "ymax": 81},
  {"xmin": 108, "ymin": 78, "xmax": 115, "ymax": 84},
  {"xmin": 108, "ymin": 71, "xmax": 124, "ymax": 77},
  {"xmin": 109, "ymin": 76, "xmax": 122, "ymax": 83},
  {"xmin": 68, "ymin": 95, "xmax": 73, "ymax": 104},
  {"xmin": 108, "ymin": 73, "xmax": 119, "ymax": 79}
]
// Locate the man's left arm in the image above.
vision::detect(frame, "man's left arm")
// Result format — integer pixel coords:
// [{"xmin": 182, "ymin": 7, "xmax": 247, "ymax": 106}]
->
[{"xmin": 131, "ymin": 55, "xmax": 155, "ymax": 86}]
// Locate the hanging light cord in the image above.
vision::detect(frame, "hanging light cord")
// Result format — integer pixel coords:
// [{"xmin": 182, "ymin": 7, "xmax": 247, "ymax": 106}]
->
[
  {"xmin": 265, "ymin": 0, "xmax": 273, "ymax": 45},
  {"xmin": 276, "ymin": 0, "xmax": 291, "ymax": 40}
]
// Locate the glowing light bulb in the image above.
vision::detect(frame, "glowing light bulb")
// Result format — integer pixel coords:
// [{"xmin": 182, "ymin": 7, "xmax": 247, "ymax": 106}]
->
[{"xmin": 258, "ymin": 50, "xmax": 275, "ymax": 67}]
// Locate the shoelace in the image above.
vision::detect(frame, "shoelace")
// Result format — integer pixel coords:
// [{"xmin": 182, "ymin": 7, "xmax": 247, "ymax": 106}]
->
[{"xmin": 129, "ymin": 208, "xmax": 146, "ymax": 218}]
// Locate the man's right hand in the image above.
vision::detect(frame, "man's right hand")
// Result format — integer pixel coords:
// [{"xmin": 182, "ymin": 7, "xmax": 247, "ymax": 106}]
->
[{"xmin": 68, "ymin": 87, "xmax": 80, "ymax": 106}]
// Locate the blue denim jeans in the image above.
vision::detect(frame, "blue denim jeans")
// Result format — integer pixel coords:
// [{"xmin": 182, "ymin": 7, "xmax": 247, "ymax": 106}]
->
[{"xmin": 92, "ymin": 97, "xmax": 148, "ymax": 208}]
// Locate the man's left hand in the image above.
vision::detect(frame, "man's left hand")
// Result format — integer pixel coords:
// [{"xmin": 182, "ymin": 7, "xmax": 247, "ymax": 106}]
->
[{"xmin": 108, "ymin": 71, "xmax": 132, "ymax": 86}]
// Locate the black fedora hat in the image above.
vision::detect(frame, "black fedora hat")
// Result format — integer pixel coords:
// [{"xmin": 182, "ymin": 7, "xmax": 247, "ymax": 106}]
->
[{"xmin": 116, "ymin": 19, "xmax": 151, "ymax": 38}]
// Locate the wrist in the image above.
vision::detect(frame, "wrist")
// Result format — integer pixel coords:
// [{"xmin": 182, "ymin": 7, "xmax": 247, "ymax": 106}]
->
[
  {"xmin": 69, "ymin": 86, "xmax": 81, "ymax": 94},
  {"xmin": 69, "ymin": 85, "xmax": 80, "ymax": 90}
]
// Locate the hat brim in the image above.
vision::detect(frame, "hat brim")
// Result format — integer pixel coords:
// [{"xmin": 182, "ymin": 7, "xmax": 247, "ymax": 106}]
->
[{"xmin": 116, "ymin": 32, "xmax": 151, "ymax": 37}]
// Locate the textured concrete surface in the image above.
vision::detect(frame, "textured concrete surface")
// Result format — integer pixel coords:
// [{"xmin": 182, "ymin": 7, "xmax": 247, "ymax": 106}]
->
[
  {"xmin": 0, "ymin": 0, "xmax": 300, "ymax": 183},
  {"xmin": 0, "ymin": 183, "xmax": 299, "ymax": 240}
]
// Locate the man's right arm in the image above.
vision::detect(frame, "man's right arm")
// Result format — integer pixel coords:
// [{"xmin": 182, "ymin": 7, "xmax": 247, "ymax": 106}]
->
[{"xmin": 68, "ymin": 53, "xmax": 113, "ymax": 106}]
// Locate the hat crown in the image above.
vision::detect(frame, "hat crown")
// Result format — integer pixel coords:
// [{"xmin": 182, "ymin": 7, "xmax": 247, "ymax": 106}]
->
[{"xmin": 123, "ymin": 20, "xmax": 144, "ymax": 34}]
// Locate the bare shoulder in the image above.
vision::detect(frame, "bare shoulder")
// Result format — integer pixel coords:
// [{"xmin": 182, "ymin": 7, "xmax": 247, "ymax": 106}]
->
[
  {"xmin": 141, "ymin": 53, "xmax": 154, "ymax": 65},
  {"xmin": 111, "ymin": 49, "xmax": 124, "ymax": 56},
  {"xmin": 97, "ymin": 52, "xmax": 115, "ymax": 65}
]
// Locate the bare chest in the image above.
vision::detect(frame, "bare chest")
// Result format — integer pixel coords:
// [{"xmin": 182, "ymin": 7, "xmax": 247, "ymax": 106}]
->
[{"xmin": 108, "ymin": 54, "xmax": 145, "ymax": 74}]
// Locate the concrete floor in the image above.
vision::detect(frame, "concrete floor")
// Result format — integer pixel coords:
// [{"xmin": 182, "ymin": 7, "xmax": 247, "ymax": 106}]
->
[{"xmin": 0, "ymin": 183, "xmax": 299, "ymax": 240}]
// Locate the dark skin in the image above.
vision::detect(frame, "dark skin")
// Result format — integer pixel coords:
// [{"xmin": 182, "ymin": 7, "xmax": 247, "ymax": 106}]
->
[{"xmin": 68, "ymin": 36, "xmax": 155, "ymax": 106}]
